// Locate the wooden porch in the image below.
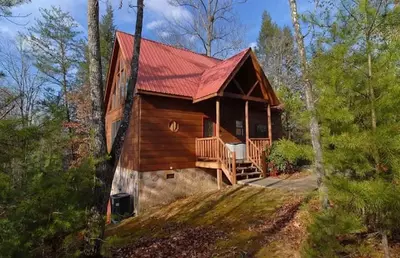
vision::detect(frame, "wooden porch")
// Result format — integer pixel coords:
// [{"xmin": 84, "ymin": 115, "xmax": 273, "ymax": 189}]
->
[{"xmin": 195, "ymin": 98, "xmax": 273, "ymax": 187}]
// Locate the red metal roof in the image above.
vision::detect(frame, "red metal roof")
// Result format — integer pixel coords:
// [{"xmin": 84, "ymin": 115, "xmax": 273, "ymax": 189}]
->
[
  {"xmin": 114, "ymin": 31, "xmax": 277, "ymax": 104},
  {"xmin": 117, "ymin": 31, "xmax": 220, "ymax": 98},
  {"xmin": 195, "ymin": 49, "xmax": 250, "ymax": 100}
]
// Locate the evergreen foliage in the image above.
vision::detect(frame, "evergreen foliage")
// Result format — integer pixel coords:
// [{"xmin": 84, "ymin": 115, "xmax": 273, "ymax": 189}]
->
[
  {"xmin": 99, "ymin": 1, "xmax": 116, "ymax": 85},
  {"xmin": 256, "ymin": 11, "xmax": 305, "ymax": 142},
  {"xmin": 0, "ymin": 113, "xmax": 95, "ymax": 257},
  {"xmin": 303, "ymin": 1, "xmax": 400, "ymax": 256},
  {"xmin": 267, "ymin": 139, "xmax": 313, "ymax": 173},
  {"xmin": 26, "ymin": 6, "xmax": 85, "ymax": 122}
]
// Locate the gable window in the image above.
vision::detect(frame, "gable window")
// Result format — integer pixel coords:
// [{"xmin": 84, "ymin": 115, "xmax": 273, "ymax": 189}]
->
[
  {"xmin": 111, "ymin": 120, "xmax": 121, "ymax": 146},
  {"xmin": 255, "ymin": 124, "xmax": 267, "ymax": 138},
  {"xmin": 119, "ymin": 69, "xmax": 126, "ymax": 103},
  {"xmin": 110, "ymin": 58, "xmax": 127, "ymax": 110},
  {"xmin": 111, "ymin": 85, "xmax": 117, "ymax": 110},
  {"xmin": 203, "ymin": 117, "xmax": 214, "ymax": 137},
  {"xmin": 235, "ymin": 120, "xmax": 244, "ymax": 136}
]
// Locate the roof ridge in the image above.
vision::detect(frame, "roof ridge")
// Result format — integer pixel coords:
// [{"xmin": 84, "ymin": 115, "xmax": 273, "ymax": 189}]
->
[
  {"xmin": 202, "ymin": 47, "xmax": 251, "ymax": 73},
  {"xmin": 116, "ymin": 30, "xmax": 222, "ymax": 62}
]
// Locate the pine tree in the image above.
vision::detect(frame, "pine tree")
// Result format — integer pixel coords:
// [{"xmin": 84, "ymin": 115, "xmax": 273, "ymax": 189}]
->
[
  {"xmin": 99, "ymin": 1, "xmax": 116, "ymax": 85},
  {"xmin": 256, "ymin": 11, "xmax": 304, "ymax": 141},
  {"xmin": 27, "ymin": 6, "xmax": 85, "ymax": 123},
  {"xmin": 305, "ymin": 1, "xmax": 400, "ymax": 256},
  {"xmin": 255, "ymin": 11, "xmax": 299, "ymax": 91}
]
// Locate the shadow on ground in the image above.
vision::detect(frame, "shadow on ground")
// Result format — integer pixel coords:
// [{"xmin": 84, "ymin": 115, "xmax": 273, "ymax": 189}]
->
[{"xmin": 104, "ymin": 186, "xmax": 312, "ymax": 258}]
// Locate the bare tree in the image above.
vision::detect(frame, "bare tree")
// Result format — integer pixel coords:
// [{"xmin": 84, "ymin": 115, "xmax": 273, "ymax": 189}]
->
[
  {"xmin": 288, "ymin": 0, "xmax": 328, "ymax": 208},
  {"xmin": 85, "ymin": 0, "xmax": 144, "ymax": 255},
  {"xmin": 0, "ymin": 37, "xmax": 45, "ymax": 125},
  {"xmin": 0, "ymin": 87, "xmax": 18, "ymax": 119},
  {"xmin": 155, "ymin": 0, "xmax": 246, "ymax": 57}
]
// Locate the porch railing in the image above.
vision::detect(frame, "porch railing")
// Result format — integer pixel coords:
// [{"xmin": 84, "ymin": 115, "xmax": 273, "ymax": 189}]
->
[
  {"xmin": 250, "ymin": 138, "xmax": 270, "ymax": 151},
  {"xmin": 195, "ymin": 137, "xmax": 218, "ymax": 160},
  {"xmin": 247, "ymin": 138, "xmax": 270, "ymax": 176},
  {"xmin": 195, "ymin": 137, "xmax": 236, "ymax": 184}
]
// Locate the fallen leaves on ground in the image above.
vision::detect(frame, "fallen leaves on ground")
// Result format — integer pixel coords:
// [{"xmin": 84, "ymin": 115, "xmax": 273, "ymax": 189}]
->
[{"xmin": 112, "ymin": 224, "xmax": 226, "ymax": 258}]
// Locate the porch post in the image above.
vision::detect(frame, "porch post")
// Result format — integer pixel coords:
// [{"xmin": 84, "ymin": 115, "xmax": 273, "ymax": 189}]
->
[
  {"xmin": 216, "ymin": 99, "xmax": 220, "ymax": 162},
  {"xmin": 216, "ymin": 99, "xmax": 220, "ymax": 139},
  {"xmin": 217, "ymin": 168, "xmax": 222, "ymax": 189},
  {"xmin": 267, "ymin": 103, "xmax": 272, "ymax": 145},
  {"xmin": 245, "ymin": 100, "xmax": 249, "ymax": 160}
]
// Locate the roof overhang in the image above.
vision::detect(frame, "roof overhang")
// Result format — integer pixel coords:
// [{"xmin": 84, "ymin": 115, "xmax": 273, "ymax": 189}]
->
[{"xmin": 192, "ymin": 49, "xmax": 280, "ymax": 106}]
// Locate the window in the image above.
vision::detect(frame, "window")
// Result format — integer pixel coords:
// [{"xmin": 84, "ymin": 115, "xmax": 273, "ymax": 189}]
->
[
  {"xmin": 203, "ymin": 117, "xmax": 214, "ymax": 137},
  {"xmin": 110, "ymin": 58, "xmax": 127, "ymax": 110},
  {"xmin": 111, "ymin": 120, "xmax": 121, "ymax": 146},
  {"xmin": 111, "ymin": 85, "xmax": 117, "ymax": 110},
  {"xmin": 119, "ymin": 69, "xmax": 126, "ymax": 103},
  {"xmin": 235, "ymin": 120, "xmax": 244, "ymax": 136},
  {"xmin": 169, "ymin": 121, "xmax": 179, "ymax": 132},
  {"xmin": 255, "ymin": 124, "xmax": 267, "ymax": 138}
]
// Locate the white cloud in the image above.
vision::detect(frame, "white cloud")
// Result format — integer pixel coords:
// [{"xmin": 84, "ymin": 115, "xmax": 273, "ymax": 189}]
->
[
  {"xmin": 249, "ymin": 42, "xmax": 257, "ymax": 49},
  {"xmin": 146, "ymin": 0, "xmax": 192, "ymax": 21},
  {"xmin": 146, "ymin": 20, "xmax": 165, "ymax": 30},
  {"xmin": 159, "ymin": 31, "xmax": 170, "ymax": 38},
  {"xmin": 0, "ymin": 0, "xmax": 87, "ymax": 39}
]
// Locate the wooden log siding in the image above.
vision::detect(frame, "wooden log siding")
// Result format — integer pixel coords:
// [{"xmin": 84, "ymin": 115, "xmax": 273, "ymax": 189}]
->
[{"xmin": 107, "ymin": 94, "xmax": 282, "ymax": 172}]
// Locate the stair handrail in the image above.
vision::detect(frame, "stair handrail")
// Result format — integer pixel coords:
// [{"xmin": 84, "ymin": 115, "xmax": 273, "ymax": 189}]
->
[
  {"xmin": 247, "ymin": 138, "xmax": 270, "ymax": 175},
  {"xmin": 217, "ymin": 137, "xmax": 236, "ymax": 184}
]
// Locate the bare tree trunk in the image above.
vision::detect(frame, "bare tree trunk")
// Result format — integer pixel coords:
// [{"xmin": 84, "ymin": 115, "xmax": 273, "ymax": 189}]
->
[
  {"xmin": 288, "ymin": 0, "xmax": 328, "ymax": 208},
  {"xmin": 380, "ymin": 229, "xmax": 390, "ymax": 258},
  {"xmin": 85, "ymin": 0, "xmax": 145, "ymax": 255},
  {"xmin": 206, "ymin": 0, "xmax": 213, "ymax": 56}
]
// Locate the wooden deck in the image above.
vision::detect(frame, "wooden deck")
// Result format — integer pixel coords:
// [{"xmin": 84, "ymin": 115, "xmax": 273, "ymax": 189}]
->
[{"xmin": 195, "ymin": 137, "xmax": 270, "ymax": 185}]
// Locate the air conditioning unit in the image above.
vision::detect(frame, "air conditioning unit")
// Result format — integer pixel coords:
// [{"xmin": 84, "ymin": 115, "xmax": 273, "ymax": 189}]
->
[{"xmin": 110, "ymin": 193, "xmax": 133, "ymax": 223}]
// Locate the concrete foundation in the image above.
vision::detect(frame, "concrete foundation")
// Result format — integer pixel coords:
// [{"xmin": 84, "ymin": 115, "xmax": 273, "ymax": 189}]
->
[{"xmin": 111, "ymin": 167, "xmax": 221, "ymax": 214}]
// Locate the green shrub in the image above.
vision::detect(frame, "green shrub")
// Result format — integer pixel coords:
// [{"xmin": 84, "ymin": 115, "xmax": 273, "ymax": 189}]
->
[{"xmin": 267, "ymin": 139, "xmax": 313, "ymax": 173}]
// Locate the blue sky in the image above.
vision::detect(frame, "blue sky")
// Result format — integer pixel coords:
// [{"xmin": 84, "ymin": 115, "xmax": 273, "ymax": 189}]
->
[{"xmin": 0, "ymin": 0, "xmax": 313, "ymax": 51}]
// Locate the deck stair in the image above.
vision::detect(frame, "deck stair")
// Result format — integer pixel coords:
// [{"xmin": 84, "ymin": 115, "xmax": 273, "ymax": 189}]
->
[
  {"xmin": 236, "ymin": 162, "xmax": 262, "ymax": 180},
  {"xmin": 195, "ymin": 137, "xmax": 270, "ymax": 185}
]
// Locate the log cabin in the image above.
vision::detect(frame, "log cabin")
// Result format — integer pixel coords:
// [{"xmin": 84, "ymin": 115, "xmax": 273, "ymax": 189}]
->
[{"xmin": 106, "ymin": 31, "xmax": 283, "ymax": 214}]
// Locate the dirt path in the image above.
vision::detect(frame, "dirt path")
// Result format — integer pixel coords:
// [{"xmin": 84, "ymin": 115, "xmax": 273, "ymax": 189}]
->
[{"xmin": 238, "ymin": 174, "xmax": 317, "ymax": 193}]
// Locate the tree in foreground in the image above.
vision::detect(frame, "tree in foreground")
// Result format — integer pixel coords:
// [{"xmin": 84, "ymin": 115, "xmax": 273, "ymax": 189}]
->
[
  {"xmin": 84, "ymin": 0, "xmax": 144, "ymax": 255},
  {"xmin": 305, "ymin": 1, "xmax": 400, "ymax": 257},
  {"xmin": 287, "ymin": 0, "xmax": 328, "ymax": 207}
]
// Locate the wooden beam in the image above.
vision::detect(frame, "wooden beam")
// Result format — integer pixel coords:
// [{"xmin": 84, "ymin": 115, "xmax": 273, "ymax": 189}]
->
[
  {"xmin": 192, "ymin": 93, "xmax": 218, "ymax": 103},
  {"xmin": 137, "ymin": 89, "xmax": 192, "ymax": 100},
  {"xmin": 216, "ymin": 99, "xmax": 220, "ymax": 138},
  {"xmin": 216, "ymin": 99, "xmax": 220, "ymax": 164},
  {"xmin": 232, "ymin": 151, "xmax": 237, "ymax": 184},
  {"xmin": 233, "ymin": 79, "xmax": 245, "ymax": 95},
  {"xmin": 217, "ymin": 168, "xmax": 222, "ymax": 189},
  {"xmin": 245, "ymin": 100, "xmax": 249, "ymax": 160},
  {"xmin": 222, "ymin": 92, "xmax": 268, "ymax": 103},
  {"xmin": 247, "ymin": 80, "xmax": 259, "ymax": 96},
  {"xmin": 195, "ymin": 161, "xmax": 220, "ymax": 169},
  {"xmin": 267, "ymin": 103, "xmax": 272, "ymax": 143}
]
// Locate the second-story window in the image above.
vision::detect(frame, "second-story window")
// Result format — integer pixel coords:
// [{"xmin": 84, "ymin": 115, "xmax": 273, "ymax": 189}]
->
[
  {"xmin": 119, "ymin": 69, "xmax": 126, "ymax": 103},
  {"xmin": 111, "ymin": 58, "xmax": 127, "ymax": 110}
]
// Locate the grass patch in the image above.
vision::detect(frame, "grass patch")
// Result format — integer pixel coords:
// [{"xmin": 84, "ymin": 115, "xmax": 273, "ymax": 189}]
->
[{"xmin": 104, "ymin": 185, "xmax": 308, "ymax": 257}]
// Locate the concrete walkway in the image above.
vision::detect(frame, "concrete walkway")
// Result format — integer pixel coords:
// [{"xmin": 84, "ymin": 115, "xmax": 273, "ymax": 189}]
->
[{"xmin": 238, "ymin": 174, "xmax": 318, "ymax": 193}]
